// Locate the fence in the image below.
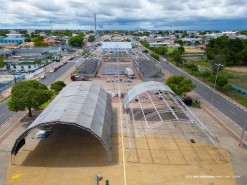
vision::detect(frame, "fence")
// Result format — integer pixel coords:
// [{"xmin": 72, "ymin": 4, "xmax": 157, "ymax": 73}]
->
[
  {"xmin": 230, "ymin": 84, "xmax": 247, "ymax": 96},
  {"xmin": 0, "ymin": 75, "xmax": 25, "ymax": 93},
  {"xmin": 25, "ymin": 68, "xmax": 44, "ymax": 79}
]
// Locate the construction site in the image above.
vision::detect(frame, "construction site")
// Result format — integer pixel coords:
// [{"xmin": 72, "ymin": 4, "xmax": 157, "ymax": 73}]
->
[{"xmin": 3, "ymin": 42, "xmax": 246, "ymax": 185}]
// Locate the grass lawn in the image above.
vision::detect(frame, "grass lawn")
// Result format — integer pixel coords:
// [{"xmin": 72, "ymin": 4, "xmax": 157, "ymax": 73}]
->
[
  {"xmin": 39, "ymin": 92, "xmax": 57, "ymax": 109},
  {"xmin": 224, "ymin": 69, "xmax": 247, "ymax": 90},
  {"xmin": 190, "ymin": 64, "xmax": 247, "ymax": 108},
  {"xmin": 223, "ymin": 88, "xmax": 247, "ymax": 108},
  {"xmin": 188, "ymin": 60, "xmax": 212, "ymax": 67},
  {"xmin": 167, "ymin": 47, "xmax": 175, "ymax": 55}
]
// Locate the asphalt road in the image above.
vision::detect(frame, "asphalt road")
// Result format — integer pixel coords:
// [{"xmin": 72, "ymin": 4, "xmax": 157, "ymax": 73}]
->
[
  {"xmin": 0, "ymin": 59, "xmax": 77, "ymax": 126},
  {"xmin": 136, "ymin": 42, "xmax": 247, "ymax": 128},
  {"xmin": 161, "ymin": 61, "xmax": 247, "ymax": 129}
]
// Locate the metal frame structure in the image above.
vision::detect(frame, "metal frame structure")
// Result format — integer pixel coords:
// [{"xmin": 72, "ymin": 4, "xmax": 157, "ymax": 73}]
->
[
  {"xmin": 11, "ymin": 82, "xmax": 112, "ymax": 162},
  {"xmin": 124, "ymin": 81, "xmax": 220, "ymax": 151}
]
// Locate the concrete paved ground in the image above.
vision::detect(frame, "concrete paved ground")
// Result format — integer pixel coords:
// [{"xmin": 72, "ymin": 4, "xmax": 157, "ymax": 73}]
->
[{"xmin": 1, "ymin": 60, "xmax": 247, "ymax": 185}]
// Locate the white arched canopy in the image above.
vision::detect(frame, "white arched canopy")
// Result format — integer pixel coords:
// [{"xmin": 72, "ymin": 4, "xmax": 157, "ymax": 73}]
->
[
  {"xmin": 123, "ymin": 81, "xmax": 219, "ymax": 149},
  {"xmin": 124, "ymin": 81, "xmax": 175, "ymax": 109},
  {"xmin": 11, "ymin": 82, "xmax": 112, "ymax": 162}
]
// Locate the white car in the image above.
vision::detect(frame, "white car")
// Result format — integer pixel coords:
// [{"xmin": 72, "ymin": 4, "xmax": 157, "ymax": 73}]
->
[
  {"xmin": 36, "ymin": 130, "xmax": 51, "ymax": 138},
  {"xmin": 40, "ymin": 75, "xmax": 46, "ymax": 79},
  {"xmin": 50, "ymin": 69, "xmax": 54, "ymax": 73}
]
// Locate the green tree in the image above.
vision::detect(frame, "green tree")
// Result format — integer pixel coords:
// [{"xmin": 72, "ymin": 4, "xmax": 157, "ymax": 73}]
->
[
  {"xmin": 151, "ymin": 53, "xmax": 160, "ymax": 61},
  {"xmin": 34, "ymin": 41, "xmax": 48, "ymax": 47},
  {"xmin": 194, "ymin": 41, "xmax": 200, "ymax": 46},
  {"xmin": 172, "ymin": 49, "xmax": 183, "ymax": 66},
  {"xmin": 0, "ymin": 30, "xmax": 10, "ymax": 36},
  {"xmin": 31, "ymin": 36, "xmax": 48, "ymax": 47},
  {"xmin": 216, "ymin": 74, "xmax": 228, "ymax": 88},
  {"xmin": 0, "ymin": 55, "xmax": 5, "ymax": 68},
  {"xmin": 165, "ymin": 75, "xmax": 196, "ymax": 96},
  {"xmin": 200, "ymin": 71, "xmax": 211, "ymax": 80},
  {"xmin": 68, "ymin": 36, "xmax": 83, "ymax": 47},
  {"xmin": 185, "ymin": 63, "xmax": 198, "ymax": 74},
  {"xmin": 8, "ymin": 80, "xmax": 52, "ymax": 117},
  {"xmin": 88, "ymin": 35, "xmax": 95, "ymax": 42},
  {"xmin": 140, "ymin": 40, "xmax": 150, "ymax": 48},
  {"xmin": 238, "ymin": 48, "xmax": 247, "ymax": 63},
  {"xmin": 31, "ymin": 36, "xmax": 44, "ymax": 42},
  {"xmin": 177, "ymin": 46, "xmax": 185, "ymax": 54},
  {"xmin": 50, "ymin": 80, "xmax": 66, "ymax": 94},
  {"xmin": 175, "ymin": 40, "xmax": 184, "ymax": 46},
  {"xmin": 25, "ymin": 38, "xmax": 31, "ymax": 42}
]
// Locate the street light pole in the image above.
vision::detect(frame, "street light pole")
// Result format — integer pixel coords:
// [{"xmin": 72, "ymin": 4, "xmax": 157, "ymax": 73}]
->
[
  {"xmin": 239, "ymin": 120, "xmax": 247, "ymax": 147},
  {"xmin": 211, "ymin": 63, "xmax": 224, "ymax": 105}
]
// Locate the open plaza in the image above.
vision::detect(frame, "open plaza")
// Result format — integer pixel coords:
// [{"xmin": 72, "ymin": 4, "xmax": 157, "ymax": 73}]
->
[{"xmin": 1, "ymin": 42, "xmax": 247, "ymax": 185}]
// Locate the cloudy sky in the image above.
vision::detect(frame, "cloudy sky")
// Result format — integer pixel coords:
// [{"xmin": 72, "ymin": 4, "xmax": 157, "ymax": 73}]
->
[{"xmin": 0, "ymin": 0, "xmax": 247, "ymax": 30}]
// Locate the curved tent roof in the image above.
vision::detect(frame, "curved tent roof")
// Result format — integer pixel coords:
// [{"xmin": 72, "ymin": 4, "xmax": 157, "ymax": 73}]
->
[
  {"xmin": 123, "ymin": 81, "xmax": 219, "ymax": 149},
  {"xmin": 11, "ymin": 81, "xmax": 112, "ymax": 162},
  {"xmin": 123, "ymin": 81, "xmax": 175, "ymax": 109},
  {"xmin": 101, "ymin": 42, "xmax": 132, "ymax": 51}
]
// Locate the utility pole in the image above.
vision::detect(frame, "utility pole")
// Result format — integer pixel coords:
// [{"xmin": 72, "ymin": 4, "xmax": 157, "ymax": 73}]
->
[
  {"xmin": 239, "ymin": 120, "xmax": 247, "ymax": 147},
  {"xmin": 94, "ymin": 13, "xmax": 97, "ymax": 38},
  {"xmin": 211, "ymin": 63, "xmax": 224, "ymax": 105}
]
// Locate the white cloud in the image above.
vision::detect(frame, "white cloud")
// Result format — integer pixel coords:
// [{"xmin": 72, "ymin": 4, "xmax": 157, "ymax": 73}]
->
[{"xmin": 0, "ymin": 0, "xmax": 246, "ymax": 29}]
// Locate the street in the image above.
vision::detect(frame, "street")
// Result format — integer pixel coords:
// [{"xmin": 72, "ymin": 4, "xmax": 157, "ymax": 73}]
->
[
  {"xmin": 0, "ymin": 58, "xmax": 78, "ymax": 126},
  {"xmin": 161, "ymin": 61, "xmax": 247, "ymax": 129},
  {"xmin": 136, "ymin": 42, "xmax": 247, "ymax": 129}
]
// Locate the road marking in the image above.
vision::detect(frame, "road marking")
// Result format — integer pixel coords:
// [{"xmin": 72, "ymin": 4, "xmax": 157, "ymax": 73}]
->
[
  {"xmin": 230, "ymin": 110, "xmax": 236, "ymax": 115},
  {"xmin": 117, "ymin": 65, "xmax": 127, "ymax": 185},
  {"xmin": 0, "ymin": 113, "xmax": 4, "ymax": 118},
  {"xmin": 0, "ymin": 112, "xmax": 26, "ymax": 142}
]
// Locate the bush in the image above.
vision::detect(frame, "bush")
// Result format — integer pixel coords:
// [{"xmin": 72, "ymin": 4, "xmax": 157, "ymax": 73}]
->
[
  {"xmin": 151, "ymin": 53, "xmax": 160, "ymax": 61},
  {"xmin": 165, "ymin": 75, "xmax": 196, "ymax": 96},
  {"xmin": 50, "ymin": 81, "xmax": 66, "ymax": 94},
  {"xmin": 200, "ymin": 71, "xmax": 211, "ymax": 80}
]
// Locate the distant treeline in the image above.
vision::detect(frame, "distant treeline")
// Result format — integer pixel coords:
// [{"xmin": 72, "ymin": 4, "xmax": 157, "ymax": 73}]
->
[{"xmin": 205, "ymin": 36, "xmax": 247, "ymax": 66}]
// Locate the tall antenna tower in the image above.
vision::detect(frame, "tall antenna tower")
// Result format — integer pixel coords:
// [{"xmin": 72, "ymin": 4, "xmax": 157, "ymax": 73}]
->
[
  {"xmin": 94, "ymin": 13, "xmax": 97, "ymax": 37},
  {"xmin": 49, "ymin": 14, "xmax": 53, "ymax": 37}
]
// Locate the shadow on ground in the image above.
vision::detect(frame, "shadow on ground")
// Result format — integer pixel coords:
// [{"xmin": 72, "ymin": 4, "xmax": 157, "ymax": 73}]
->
[{"xmin": 19, "ymin": 109, "xmax": 119, "ymax": 167}]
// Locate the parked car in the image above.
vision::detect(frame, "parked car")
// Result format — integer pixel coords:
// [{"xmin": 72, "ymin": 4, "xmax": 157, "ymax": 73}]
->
[
  {"xmin": 40, "ymin": 75, "xmax": 46, "ymax": 79},
  {"xmin": 36, "ymin": 130, "xmax": 52, "ymax": 138}
]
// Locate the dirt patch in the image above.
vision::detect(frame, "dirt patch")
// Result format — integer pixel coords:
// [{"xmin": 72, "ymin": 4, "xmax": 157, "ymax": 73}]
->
[
  {"xmin": 225, "ymin": 67, "xmax": 247, "ymax": 73},
  {"xmin": 185, "ymin": 48, "xmax": 205, "ymax": 53},
  {"xmin": 20, "ymin": 110, "xmax": 42, "ymax": 126}
]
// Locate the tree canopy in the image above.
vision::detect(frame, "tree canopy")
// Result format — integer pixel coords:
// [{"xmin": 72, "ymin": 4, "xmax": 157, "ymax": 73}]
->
[
  {"xmin": 165, "ymin": 75, "xmax": 196, "ymax": 96},
  {"xmin": 31, "ymin": 36, "xmax": 48, "ymax": 47},
  {"xmin": 88, "ymin": 35, "xmax": 95, "ymax": 42},
  {"xmin": 50, "ymin": 80, "xmax": 66, "ymax": 94},
  {"xmin": 172, "ymin": 49, "xmax": 183, "ymax": 66},
  {"xmin": 215, "ymin": 74, "xmax": 228, "ymax": 88},
  {"xmin": 68, "ymin": 36, "xmax": 83, "ymax": 47},
  {"xmin": 205, "ymin": 36, "xmax": 247, "ymax": 66},
  {"xmin": 151, "ymin": 53, "xmax": 160, "ymax": 61},
  {"xmin": 8, "ymin": 80, "xmax": 52, "ymax": 117},
  {"xmin": 140, "ymin": 41, "xmax": 167, "ymax": 56},
  {"xmin": 0, "ymin": 55, "xmax": 5, "ymax": 68},
  {"xmin": 0, "ymin": 30, "xmax": 9, "ymax": 37}
]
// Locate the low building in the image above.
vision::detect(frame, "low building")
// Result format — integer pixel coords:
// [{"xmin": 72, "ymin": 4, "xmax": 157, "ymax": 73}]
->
[
  {"xmin": 0, "ymin": 38, "xmax": 25, "ymax": 44},
  {"xmin": 2, "ymin": 55, "xmax": 51, "ymax": 72}
]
